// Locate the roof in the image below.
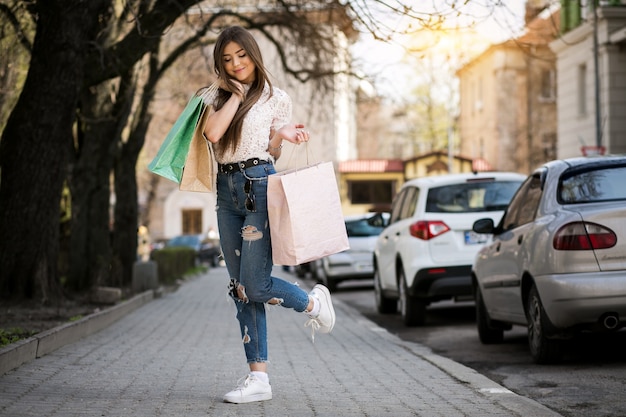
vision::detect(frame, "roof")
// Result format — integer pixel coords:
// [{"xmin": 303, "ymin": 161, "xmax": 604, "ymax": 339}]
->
[
  {"xmin": 401, "ymin": 172, "xmax": 527, "ymax": 189},
  {"xmin": 517, "ymin": 7, "xmax": 561, "ymax": 46},
  {"xmin": 338, "ymin": 159, "xmax": 404, "ymax": 173},
  {"xmin": 404, "ymin": 151, "xmax": 473, "ymax": 164}
]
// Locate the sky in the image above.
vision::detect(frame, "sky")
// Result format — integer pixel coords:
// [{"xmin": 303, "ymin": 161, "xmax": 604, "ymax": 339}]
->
[{"xmin": 350, "ymin": 1, "xmax": 529, "ymax": 100}]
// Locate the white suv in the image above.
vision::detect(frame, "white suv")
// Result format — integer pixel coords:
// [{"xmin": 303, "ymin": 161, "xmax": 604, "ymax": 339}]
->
[{"xmin": 373, "ymin": 172, "xmax": 525, "ymax": 326}]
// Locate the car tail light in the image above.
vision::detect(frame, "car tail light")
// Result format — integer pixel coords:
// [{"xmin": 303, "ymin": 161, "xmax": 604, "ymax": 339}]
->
[
  {"xmin": 410, "ymin": 220, "xmax": 450, "ymax": 240},
  {"xmin": 553, "ymin": 222, "xmax": 617, "ymax": 250}
]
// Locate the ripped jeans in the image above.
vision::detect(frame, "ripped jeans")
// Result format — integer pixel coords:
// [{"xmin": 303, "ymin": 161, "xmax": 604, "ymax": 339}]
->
[{"xmin": 216, "ymin": 163, "xmax": 310, "ymax": 364}]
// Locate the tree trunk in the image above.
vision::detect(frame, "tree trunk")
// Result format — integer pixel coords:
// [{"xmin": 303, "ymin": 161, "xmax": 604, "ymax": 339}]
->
[
  {"xmin": 113, "ymin": 140, "xmax": 142, "ymax": 287},
  {"xmin": 112, "ymin": 65, "xmax": 156, "ymax": 288},
  {"xmin": 0, "ymin": 0, "xmax": 111, "ymax": 302},
  {"xmin": 67, "ymin": 81, "xmax": 120, "ymax": 292}
]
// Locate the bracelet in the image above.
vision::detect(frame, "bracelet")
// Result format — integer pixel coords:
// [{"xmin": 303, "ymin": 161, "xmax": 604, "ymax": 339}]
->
[{"xmin": 268, "ymin": 143, "xmax": 283, "ymax": 151}]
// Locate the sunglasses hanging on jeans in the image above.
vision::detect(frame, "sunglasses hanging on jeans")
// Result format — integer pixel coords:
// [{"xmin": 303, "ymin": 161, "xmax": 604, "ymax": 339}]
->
[{"xmin": 244, "ymin": 179, "xmax": 256, "ymax": 211}]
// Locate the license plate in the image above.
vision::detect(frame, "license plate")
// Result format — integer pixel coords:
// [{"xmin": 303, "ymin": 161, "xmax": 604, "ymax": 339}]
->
[{"xmin": 465, "ymin": 230, "xmax": 489, "ymax": 245}]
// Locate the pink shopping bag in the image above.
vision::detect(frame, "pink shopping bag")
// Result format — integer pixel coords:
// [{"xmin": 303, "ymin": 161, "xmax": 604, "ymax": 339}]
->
[{"xmin": 267, "ymin": 162, "xmax": 349, "ymax": 265}]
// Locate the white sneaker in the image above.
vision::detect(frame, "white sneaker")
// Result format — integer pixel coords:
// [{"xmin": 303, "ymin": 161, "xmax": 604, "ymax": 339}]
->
[
  {"xmin": 304, "ymin": 284, "xmax": 336, "ymax": 341},
  {"xmin": 223, "ymin": 374, "xmax": 272, "ymax": 404}
]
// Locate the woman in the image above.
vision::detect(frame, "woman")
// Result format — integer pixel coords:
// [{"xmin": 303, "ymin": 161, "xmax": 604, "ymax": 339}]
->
[{"xmin": 202, "ymin": 26, "xmax": 335, "ymax": 404}]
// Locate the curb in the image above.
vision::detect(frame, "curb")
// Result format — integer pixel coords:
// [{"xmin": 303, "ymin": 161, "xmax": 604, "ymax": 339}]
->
[
  {"xmin": 336, "ymin": 292, "xmax": 562, "ymax": 417},
  {"xmin": 407, "ymin": 344, "xmax": 562, "ymax": 416},
  {"xmin": 0, "ymin": 289, "xmax": 154, "ymax": 376}
]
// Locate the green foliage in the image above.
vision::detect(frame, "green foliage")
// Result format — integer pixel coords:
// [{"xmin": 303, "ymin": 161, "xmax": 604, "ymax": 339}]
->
[
  {"xmin": 150, "ymin": 247, "xmax": 197, "ymax": 285},
  {"xmin": 0, "ymin": 327, "xmax": 36, "ymax": 347}
]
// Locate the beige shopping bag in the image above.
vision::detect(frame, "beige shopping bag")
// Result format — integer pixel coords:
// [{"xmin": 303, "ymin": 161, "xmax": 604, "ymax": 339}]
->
[
  {"xmin": 267, "ymin": 162, "xmax": 349, "ymax": 265},
  {"xmin": 179, "ymin": 100, "xmax": 216, "ymax": 192}
]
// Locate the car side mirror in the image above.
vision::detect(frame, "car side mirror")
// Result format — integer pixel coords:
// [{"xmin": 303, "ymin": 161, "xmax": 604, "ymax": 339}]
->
[
  {"xmin": 473, "ymin": 218, "xmax": 495, "ymax": 234},
  {"xmin": 368, "ymin": 212, "xmax": 389, "ymax": 228}
]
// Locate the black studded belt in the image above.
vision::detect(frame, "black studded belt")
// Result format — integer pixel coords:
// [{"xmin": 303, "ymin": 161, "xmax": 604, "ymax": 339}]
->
[{"xmin": 218, "ymin": 158, "xmax": 271, "ymax": 174}]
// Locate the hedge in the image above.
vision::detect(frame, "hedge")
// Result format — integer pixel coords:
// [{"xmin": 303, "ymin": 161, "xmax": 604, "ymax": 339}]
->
[{"xmin": 150, "ymin": 247, "xmax": 196, "ymax": 285}]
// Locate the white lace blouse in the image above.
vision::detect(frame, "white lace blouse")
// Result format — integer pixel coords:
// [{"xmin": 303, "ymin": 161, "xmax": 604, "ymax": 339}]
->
[{"xmin": 203, "ymin": 82, "xmax": 291, "ymax": 164}]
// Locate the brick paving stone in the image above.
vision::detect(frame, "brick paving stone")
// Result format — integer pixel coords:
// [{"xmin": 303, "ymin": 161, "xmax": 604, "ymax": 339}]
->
[{"xmin": 0, "ymin": 268, "xmax": 562, "ymax": 417}]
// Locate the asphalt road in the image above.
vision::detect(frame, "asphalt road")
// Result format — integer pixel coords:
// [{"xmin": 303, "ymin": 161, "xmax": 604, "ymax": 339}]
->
[{"xmin": 328, "ymin": 278, "xmax": 626, "ymax": 417}]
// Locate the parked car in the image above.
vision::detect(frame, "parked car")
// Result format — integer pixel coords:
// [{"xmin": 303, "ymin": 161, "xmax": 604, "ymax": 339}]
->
[
  {"xmin": 294, "ymin": 262, "xmax": 312, "ymax": 278},
  {"xmin": 166, "ymin": 234, "xmax": 221, "ymax": 267},
  {"xmin": 472, "ymin": 156, "xmax": 626, "ymax": 363},
  {"xmin": 311, "ymin": 213, "xmax": 388, "ymax": 291},
  {"xmin": 374, "ymin": 172, "xmax": 525, "ymax": 326}
]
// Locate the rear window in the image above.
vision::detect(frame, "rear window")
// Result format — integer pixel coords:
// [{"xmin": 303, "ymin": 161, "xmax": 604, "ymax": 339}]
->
[
  {"xmin": 345, "ymin": 217, "xmax": 386, "ymax": 237},
  {"xmin": 559, "ymin": 165, "xmax": 626, "ymax": 203},
  {"xmin": 426, "ymin": 181, "xmax": 522, "ymax": 213}
]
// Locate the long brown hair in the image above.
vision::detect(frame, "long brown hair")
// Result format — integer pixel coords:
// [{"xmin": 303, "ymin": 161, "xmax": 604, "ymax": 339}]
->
[{"xmin": 212, "ymin": 26, "xmax": 273, "ymax": 157}]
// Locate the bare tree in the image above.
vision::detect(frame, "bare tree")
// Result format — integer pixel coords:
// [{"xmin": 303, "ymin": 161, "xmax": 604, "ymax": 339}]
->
[
  {"xmin": 0, "ymin": 0, "xmax": 344, "ymax": 302},
  {"xmin": 0, "ymin": 0, "xmax": 515, "ymax": 302}
]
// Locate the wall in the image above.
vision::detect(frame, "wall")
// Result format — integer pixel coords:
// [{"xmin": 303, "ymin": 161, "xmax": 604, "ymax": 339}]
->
[{"xmin": 550, "ymin": 7, "xmax": 626, "ymax": 157}]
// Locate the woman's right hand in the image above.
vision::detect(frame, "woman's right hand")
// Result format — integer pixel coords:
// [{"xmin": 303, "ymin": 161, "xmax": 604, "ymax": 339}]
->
[
  {"xmin": 204, "ymin": 79, "xmax": 245, "ymax": 143},
  {"xmin": 221, "ymin": 78, "xmax": 245, "ymax": 101}
]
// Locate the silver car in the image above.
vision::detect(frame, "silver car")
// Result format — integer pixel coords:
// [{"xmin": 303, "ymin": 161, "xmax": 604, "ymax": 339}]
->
[
  {"xmin": 472, "ymin": 156, "xmax": 626, "ymax": 363},
  {"xmin": 312, "ymin": 213, "xmax": 387, "ymax": 291}
]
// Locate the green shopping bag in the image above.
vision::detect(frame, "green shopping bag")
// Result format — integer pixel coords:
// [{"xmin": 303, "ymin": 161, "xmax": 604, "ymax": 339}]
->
[{"xmin": 148, "ymin": 95, "xmax": 204, "ymax": 184}]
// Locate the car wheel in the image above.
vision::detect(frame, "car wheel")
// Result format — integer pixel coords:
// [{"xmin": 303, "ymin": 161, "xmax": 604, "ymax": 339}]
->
[
  {"xmin": 399, "ymin": 268, "xmax": 426, "ymax": 326},
  {"xmin": 527, "ymin": 285, "xmax": 562, "ymax": 364},
  {"xmin": 295, "ymin": 263, "xmax": 308, "ymax": 278},
  {"xmin": 374, "ymin": 267, "xmax": 397, "ymax": 314},
  {"xmin": 475, "ymin": 285, "xmax": 504, "ymax": 344},
  {"xmin": 318, "ymin": 262, "xmax": 337, "ymax": 292},
  {"xmin": 309, "ymin": 260, "xmax": 319, "ymax": 281}
]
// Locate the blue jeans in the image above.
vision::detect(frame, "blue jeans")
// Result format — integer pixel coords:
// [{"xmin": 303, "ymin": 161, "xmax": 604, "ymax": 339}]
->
[{"xmin": 216, "ymin": 163, "xmax": 310, "ymax": 364}]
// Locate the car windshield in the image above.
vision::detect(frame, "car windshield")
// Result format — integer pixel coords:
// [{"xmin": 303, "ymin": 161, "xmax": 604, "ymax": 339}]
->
[
  {"xmin": 559, "ymin": 165, "xmax": 626, "ymax": 203},
  {"xmin": 167, "ymin": 235, "xmax": 200, "ymax": 247},
  {"xmin": 426, "ymin": 181, "xmax": 522, "ymax": 213},
  {"xmin": 345, "ymin": 217, "xmax": 386, "ymax": 237}
]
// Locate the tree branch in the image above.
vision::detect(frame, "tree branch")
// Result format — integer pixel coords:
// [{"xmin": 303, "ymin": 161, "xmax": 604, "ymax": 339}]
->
[{"xmin": 0, "ymin": 2, "xmax": 33, "ymax": 52}]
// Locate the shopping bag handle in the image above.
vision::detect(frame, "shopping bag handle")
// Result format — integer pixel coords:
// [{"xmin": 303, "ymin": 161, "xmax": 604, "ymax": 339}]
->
[
  {"xmin": 195, "ymin": 80, "xmax": 220, "ymax": 101},
  {"xmin": 284, "ymin": 141, "xmax": 319, "ymax": 172}
]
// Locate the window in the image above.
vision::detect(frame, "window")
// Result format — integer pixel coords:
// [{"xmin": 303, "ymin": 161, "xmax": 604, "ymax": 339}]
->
[
  {"xmin": 500, "ymin": 173, "xmax": 543, "ymax": 231},
  {"xmin": 182, "ymin": 209, "xmax": 202, "ymax": 234},
  {"xmin": 389, "ymin": 189, "xmax": 407, "ymax": 224},
  {"xmin": 348, "ymin": 180, "xmax": 395, "ymax": 205},
  {"xmin": 399, "ymin": 187, "xmax": 418, "ymax": 220},
  {"xmin": 578, "ymin": 64, "xmax": 587, "ymax": 116},
  {"xmin": 426, "ymin": 181, "xmax": 522, "ymax": 213},
  {"xmin": 559, "ymin": 165, "xmax": 626, "ymax": 203},
  {"xmin": 345, "ymin": 216, "xmax": 386, "ymax": 238},
  {"xmin": 516, "ymin": 177, "xmax": 542, "ymax": 226},
  {"xmin": 389, "ymin": 186, "xmax": 418, "ymax": 225},
  {"xmin": 542, "ymin": 133, "xmax": 557, "ymax": 161},
  {"xmin": 540, "ymin": 69, "xmax": 556, "ymax": 101}
]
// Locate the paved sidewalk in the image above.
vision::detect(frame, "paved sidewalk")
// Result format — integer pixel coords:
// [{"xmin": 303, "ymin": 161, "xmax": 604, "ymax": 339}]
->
[{"xmin": 0, "ymin": 267, "xmax": 561, "ymax": 417}]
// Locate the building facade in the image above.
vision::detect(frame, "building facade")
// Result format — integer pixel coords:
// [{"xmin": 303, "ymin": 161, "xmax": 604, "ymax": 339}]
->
[
  {"xmin": 456, "ymin": 3, "xmax": 559, "ymax": 175},
  {"xmin": 550, "ymin": 3, "xmax": 626, "ymax": 157}
]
